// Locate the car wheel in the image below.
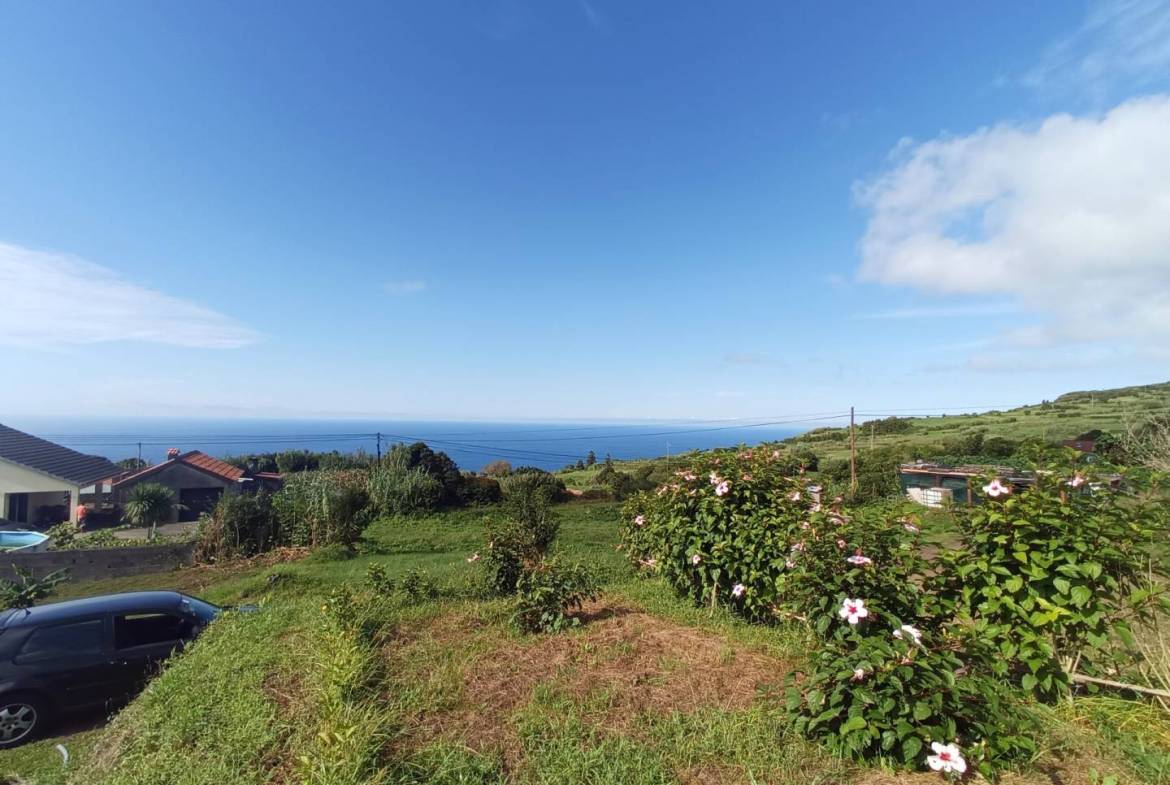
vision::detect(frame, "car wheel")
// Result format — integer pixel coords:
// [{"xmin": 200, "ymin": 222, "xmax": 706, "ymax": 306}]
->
[{"xmin": 0, "ymin": 693, "xmax": 47, "ymax": 748}]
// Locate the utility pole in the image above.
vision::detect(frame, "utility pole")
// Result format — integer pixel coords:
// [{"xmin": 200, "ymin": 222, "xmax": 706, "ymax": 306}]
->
[
  {"xmin": 849, "ymin": 406, "xmax": 858, "ymax": 494},
  {"xmin": 376, "ymin": 433, "xmax": 382, "ymax": 463},
  {"xmin": 870, "ymin": 421, "xmax": 875, "ymax": 452},
  {"xmin": 137, "ymin": 441, "xmax": 142, "ymax": 466}
]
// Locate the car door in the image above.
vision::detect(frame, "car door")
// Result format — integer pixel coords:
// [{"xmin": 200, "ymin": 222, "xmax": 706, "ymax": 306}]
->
[
  {"xmin": 109, "ymin": 611, "xmax": 196, "ymax": 695},
  {"xmin": 11, "ymin": 616, "xmax": 122, "ymax": 710}
]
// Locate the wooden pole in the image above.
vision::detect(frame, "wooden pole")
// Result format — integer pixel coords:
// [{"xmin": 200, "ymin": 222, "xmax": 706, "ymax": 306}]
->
[
  {"xmin": 1070, "ymin": 672, "xmax": 1170, "ymax": 700},
  {"xmin": 849, "ymin": 406, "xmax": 858, "ymax": 494}
]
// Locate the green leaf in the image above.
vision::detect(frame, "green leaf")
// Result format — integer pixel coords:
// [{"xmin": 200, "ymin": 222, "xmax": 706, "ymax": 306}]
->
[
  {"xmin": 912, "ymin": 702, "xmax": 932, "ymax": 721},
  {"xmin": 1053, "ymin": 577, "xmax": 1071, "ymax": 595},
  {"xmin": 902, "ymin": 736, "xmax": 923, "ymax": 762},
  {"xmin": 840, "ymin": 715, "xmax": 867, "ymax": 733}
]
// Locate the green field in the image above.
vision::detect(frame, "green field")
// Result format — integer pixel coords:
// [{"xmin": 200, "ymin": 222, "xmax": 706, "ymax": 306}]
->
[
  {"xmin": 791, "ymin": 380, "xmax": 1170, "ymax": 462},
  {"xmin": 3, "ymin": 495, "xmax": 1167, "ymax": 785}
]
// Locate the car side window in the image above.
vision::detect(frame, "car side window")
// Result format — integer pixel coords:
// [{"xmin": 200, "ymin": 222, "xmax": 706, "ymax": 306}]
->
[
  {"xmin": 113, "ymin": 613, "xmax": 195, "ymax": 650},
  {"xmin": 16, "ymin": 619, "xmax": 105, "ymax": 662}
]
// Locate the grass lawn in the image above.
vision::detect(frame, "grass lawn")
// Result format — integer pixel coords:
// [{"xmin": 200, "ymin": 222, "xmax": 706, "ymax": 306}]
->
[{"xmin": 3, "ymin": 500, "xmax": 1168, "ymax": 784}]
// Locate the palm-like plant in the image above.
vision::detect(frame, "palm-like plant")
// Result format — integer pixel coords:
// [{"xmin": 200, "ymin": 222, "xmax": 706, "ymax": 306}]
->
[{"xmin": 123, "ymin": 483, "xmax": 178, "ymax": 541}]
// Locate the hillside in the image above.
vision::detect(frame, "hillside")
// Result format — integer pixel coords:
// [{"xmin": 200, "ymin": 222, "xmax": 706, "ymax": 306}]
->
[{"xmin": 785, "ymin": 380, "xmax": 1170, "ymax": 462}]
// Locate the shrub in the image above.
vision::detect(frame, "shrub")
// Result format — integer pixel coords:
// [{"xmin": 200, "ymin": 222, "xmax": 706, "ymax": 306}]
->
[
  {"xmin": 786, "ymin": 623, "xmax": 1037, "ymax": 777},
  {"xmin": 387, "ymin": 442, "xmax": 464, "ymax": 503},
  {"xmin": 482, "ymin": 459, "xmax": 512, "ymax": 477},
  {"xmin": 368, "ymin": 463, "xmax": 444, "ymax": 516},
  {"xmin": 620, "ymin": 447, "xmax": 810, "ymax": 621},
  {"xmin": 457, "ymin": 475, "xmax": 502, "ymax": 505},
  {"xmin": 123, "ymin": 482, "xmax": 178, "ymax": 540},
  {"xmin": 0, "ymin": 566, "xmax": 70, "ymax": 609},
  {"xmin": 194, "ymin": 492, "xmax": 278, "ymax": 562},
  {"xmin": 365, "ymin": 562, "xmax": 395, "ymax": 595},
  {"xmin": 935, "ymin": 464, "xmax": 1167, "ymax": 700},
  {"xmin": 399, "ymin": 568, "xmax": 438, "ymax": 603},
  {"xmin": 46, "ymin": 520, "xmax": 81, "ymax": 548},
  {"xmin": 272, "ymin": 470, "xmax": 373, "ymax": 548},
  {"xmin": 500, "ymin": 468, "xmax": 567, "ymax": 504},
  {"xmin": 483, "ymin": 508, "xmax": 560, "ymax": 596},
  {"xmin": 511, "ymin": 557, "xmax": 600, "ymax": 633}
]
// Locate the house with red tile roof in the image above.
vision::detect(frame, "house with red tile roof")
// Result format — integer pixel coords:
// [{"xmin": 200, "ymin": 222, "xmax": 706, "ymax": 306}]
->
[{"xmin": 110, "ymin": 450, "xmax": 282, "ymax": 522}]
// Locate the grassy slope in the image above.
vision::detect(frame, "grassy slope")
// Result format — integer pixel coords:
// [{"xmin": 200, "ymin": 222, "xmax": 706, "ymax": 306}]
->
[
  {"xmin": 795, "ymin": 380, "xmax": 1170, "ymax": 462},
  {"xmin": 4, "ymin": 498, "xmax": 1167, "ymax": 784}
]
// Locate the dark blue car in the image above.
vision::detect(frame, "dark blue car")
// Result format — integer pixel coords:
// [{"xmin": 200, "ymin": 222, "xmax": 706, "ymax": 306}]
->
[{"xmin": 0, "ymin": 591, "xmax": 221, "ymax": 747}]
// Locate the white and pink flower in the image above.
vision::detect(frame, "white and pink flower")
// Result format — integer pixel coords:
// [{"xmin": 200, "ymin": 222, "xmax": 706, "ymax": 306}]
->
[
  {"xmin": 691, "ymin": 553, "xmax": 703, "ymax": 566},
  {"xmin": 983, "ymin": 479, "xmax": 1011, "ymax": 498},
  {"xmin": 634, "ymin": 515, "xmax": 645, "ymax": 527},
  {"xmin": 903, "ymin": 522, "xmax": 920, "ymax": 533},
  {"xmin": 851, "ymin": 667, "xmax": 867, "ymax": 682},
  {"xmin": 787, "ymin": 491, "xmax": 801, "ymax": 502},
  {"xmin": 836, "ymin": 538, "xmax": 847, "ymax": 549},
  {"xmin": 785, "ymin": 559, "xmax": 797, "ymax": 569},
  {"xmin": 1068, "ymin": 473, "xmax": 1086, "ymax": 488},
  {"xmin": 893, "ymin": 624, "xmax": 923, "ymax": 645},
  {"xmin": 846, "ymin": 553, "xmax": 873, "ymax": 566},
  {"xmin": 839, "ymin": 598, "xmax": 869, "ymax": 625},
  {"xmin": 731, "ymin": 583, "xmax": 746, "ymax": 598},
  {"xmin": 715, "ymin": 480, "xmax": 731, "ymax": 496},
  {"xmin": 925, "ymin": 741, "xmax": 967, "ymax": 775}
]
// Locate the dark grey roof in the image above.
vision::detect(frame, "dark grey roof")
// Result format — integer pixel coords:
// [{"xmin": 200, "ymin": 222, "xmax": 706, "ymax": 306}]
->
[{"xmin": 0, "ymin": 423, "xmax": 119, "ymax": 486}]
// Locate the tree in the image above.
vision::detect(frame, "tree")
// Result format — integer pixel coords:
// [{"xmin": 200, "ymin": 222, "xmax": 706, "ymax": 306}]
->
[
  {"xmin": 585, "ymin": 450, "xmax": 597, "ymax": 466},
  {"xmin": 123, "ymin": 483, "xmax": 178, "ymax": 541},
  {"xmin": 115, "ymin": 457, "xmax": 149, "ymax": 471}
]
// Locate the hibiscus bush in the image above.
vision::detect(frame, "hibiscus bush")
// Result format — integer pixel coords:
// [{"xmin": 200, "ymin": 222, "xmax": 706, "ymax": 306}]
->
[
  {"xmin": 934, "ymin": 464, "xmax": 1167, "ymax": 701},
  {"xmin": 623, "ymin": 449, "xmax": 1166, "ymax": 777},
  {"xmin": 620, "ymin": 447, "xmax": 811, "ymax": 621},
  {"xmin": 786, "ymin": 620, "xmax": 1037, "ymax": 779}
]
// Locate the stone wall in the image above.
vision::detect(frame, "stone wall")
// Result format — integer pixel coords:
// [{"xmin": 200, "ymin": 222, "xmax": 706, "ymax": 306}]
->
[{"xmin": 0, "ymin": 541, "xmax": 196, "ymax": 584}]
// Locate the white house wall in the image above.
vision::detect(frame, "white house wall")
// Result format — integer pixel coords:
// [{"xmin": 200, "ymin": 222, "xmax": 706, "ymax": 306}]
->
[{"xmin": 0, "ymin": 457, "xmax": 81, "ymax": 523}]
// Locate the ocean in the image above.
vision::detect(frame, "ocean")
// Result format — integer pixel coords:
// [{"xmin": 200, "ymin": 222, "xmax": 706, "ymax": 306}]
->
[{"xmin": 3, "ymin": 417, "xmax": 814, "ymax": 472}]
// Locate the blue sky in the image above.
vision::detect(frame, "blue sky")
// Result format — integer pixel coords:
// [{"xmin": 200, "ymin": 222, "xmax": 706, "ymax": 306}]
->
[{"xmin": 1, "ymin": 1, "xmax": 1168, "ymax": 420}]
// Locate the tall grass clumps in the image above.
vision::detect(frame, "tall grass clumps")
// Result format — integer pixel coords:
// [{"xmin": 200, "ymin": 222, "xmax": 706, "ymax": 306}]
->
[
  {"xmin": 622, "ymin": 449, "xmax": 1169, "ymax": 779},
  {"xmin": 82, "ymin": 598, "xmax": 396, "ymax": 785}
]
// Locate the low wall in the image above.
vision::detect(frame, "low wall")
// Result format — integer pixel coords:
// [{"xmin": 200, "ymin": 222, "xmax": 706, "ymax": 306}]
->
[{"xmin": 0, "ymin": 542, "xmax": 196, "ymax": 584}]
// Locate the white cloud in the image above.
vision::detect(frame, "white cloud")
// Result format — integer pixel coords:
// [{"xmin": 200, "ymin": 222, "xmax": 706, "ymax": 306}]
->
[
  {"xmin": 856, "ymin": 95, "xmax": 1170, "ymax": 359},
  {"xmin": 0, "ymin": 242, "xmax": 259, "ymax": 349},
  {"xmin": 857, "ymin": 303, "xmax": 1017, "ymax": 320},
  {"xmin": 1026, "ymin": 0, "xmax": 1170, "ymax": 95},
  {"xmin": 384, "ymin": 280, "xmax": 427, "ymax": 295}
]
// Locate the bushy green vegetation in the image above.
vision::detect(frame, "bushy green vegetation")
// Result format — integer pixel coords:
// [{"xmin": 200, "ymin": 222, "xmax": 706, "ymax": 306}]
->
[{"xmin": 622, "ymin": 446, "xmax": 1168, "ymax": 778}]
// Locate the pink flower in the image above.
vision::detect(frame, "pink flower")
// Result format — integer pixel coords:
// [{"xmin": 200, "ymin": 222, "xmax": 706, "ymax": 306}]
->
[
  {"xmin": 790, "ymin": 542, "xmax": 805, "ymax": 553},
  {"xmin": 691, "ymin": 553, "xmax": 702, "ymax": 566},
  {"xmin": 846, "ymin": 553, "xmax": 873, "ymax": 566},
  {"xmin": 683, "ymin": 471, "xmax": 697, "ymax": 481},
  {"xmin": 926, "ymin": 742, "xmax": 967, "ymax": 775},
  {"xmin": 851, "ymin": 667, "xmax": 866, "ymax": 682},
  {"xmin": 893, "ymin": 624, "xmax": 922, "ymax": 645},
  {"xmin": 836, "ymin": 539, "xmax": 846, "ymax": 549},
  {"xmin": 800, "ymin": 521, "xmax": 810, "ymax": 530},
  {"xmin": 785, "ymin": 559, "xmax": 797, "ymax": 569},
  {"xmin": 731, "ymin": 583, "xmax": 746, "ymax": 598},
  {"xmin": 466, "ymin": 552, "xmax": 480, "ymax": 563},
  {"xmin": 634, "ymin": 515, "xmax": 645, "ymax": 527},
  {"xmin": 1069, "ymin": 473, "xmax": 1086, "ymax": 488},
  {"xmin": 715, "ymin": 480, "xmax": 731, "ymax": 496},
  {"xmin": 903, "ymin": 523, "xmax": 920, "ymax": 533},
  {"xmin": 983, "ymin": 478, "xmax": 1011, "ymax": 498},
  {"xmin": 787, "ymin": 491, "xmax": 801, "ymax": 502},
  {"xmin": 709, "ymin": 471, "xmax": 720, "ymax": 485},
  {"xmin": 839, "ymin": 598, "xmax": 869, "ymax": 625}
]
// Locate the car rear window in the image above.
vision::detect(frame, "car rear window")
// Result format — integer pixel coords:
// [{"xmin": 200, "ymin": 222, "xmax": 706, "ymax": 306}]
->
[{"xmin": 17, "ymin": 619, "xmax": 105, "ymax": 660}]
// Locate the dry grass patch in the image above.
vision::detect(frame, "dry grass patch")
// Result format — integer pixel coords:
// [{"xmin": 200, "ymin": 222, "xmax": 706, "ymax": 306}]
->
[{"xmin": 400, "ymin": 598, "xmax": 792, "ymax": 765}]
